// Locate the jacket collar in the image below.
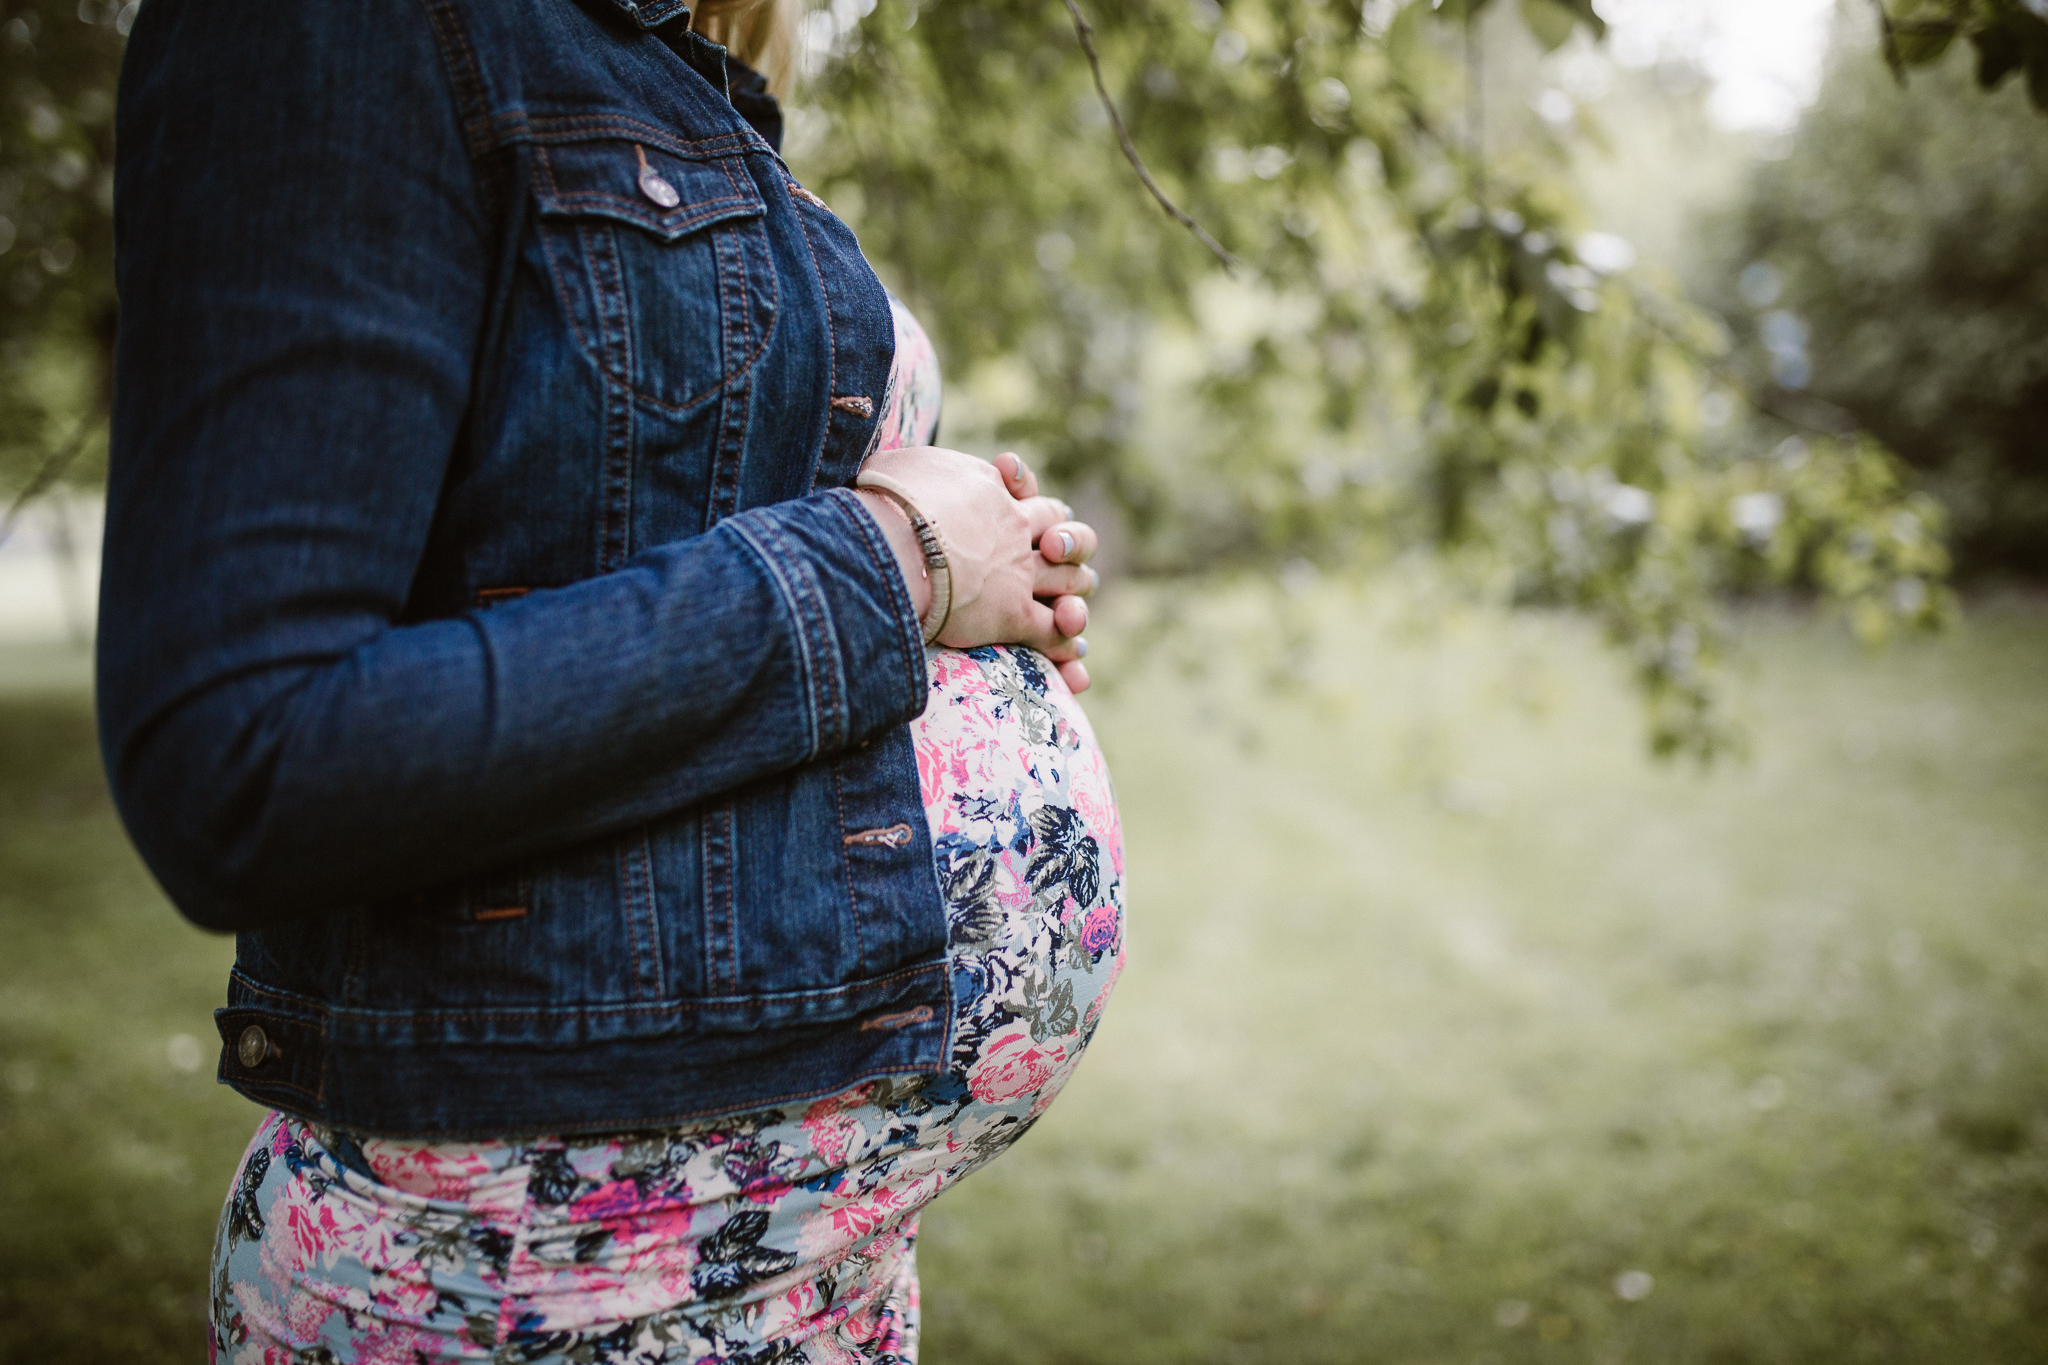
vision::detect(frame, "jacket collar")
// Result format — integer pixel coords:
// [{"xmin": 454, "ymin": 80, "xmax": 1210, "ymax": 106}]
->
[
  {"xmin": 589, "ymin": 0, "xmax": 765, "ymax": 127},
  {"xmin": 595, "ymin": 0, "xmax": 691, "ymax": 30}
]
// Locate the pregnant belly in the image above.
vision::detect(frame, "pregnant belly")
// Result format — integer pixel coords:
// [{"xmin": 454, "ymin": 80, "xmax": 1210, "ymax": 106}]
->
[{"xmin": 910, "ymin": 645, "xmax": 1125, "ymax": 1105}]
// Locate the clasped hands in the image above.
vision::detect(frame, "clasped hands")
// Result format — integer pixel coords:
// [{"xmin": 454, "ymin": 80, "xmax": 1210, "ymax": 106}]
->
[{"xmin": 854, "ymin": 446, "xmax": 1098, "ymax": 694}]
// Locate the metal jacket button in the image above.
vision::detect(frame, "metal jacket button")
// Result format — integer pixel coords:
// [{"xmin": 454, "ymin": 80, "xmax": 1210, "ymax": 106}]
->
[
  {"xmin": 635, "ymin": 145, "xmax": 680, "ymax": 210},
  {"xmin": 236, "ymin": 1024, "xmax": 270, "ymax": 1069}
]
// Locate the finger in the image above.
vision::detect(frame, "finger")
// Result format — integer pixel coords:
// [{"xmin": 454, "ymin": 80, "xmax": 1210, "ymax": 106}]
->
[
  {"xmin": 1050, "ymin": 594, "xmax": 1089, "ymax": 639},
  {"xmin": 994, "ymin": 452, "xmax": 1039, "ymax": 500},
  {"xmin": 1019, "ymin": 495, "xmax": 1071, "ymax": 543},
  {"xmin": 1013, "ymin": 600, "xmax": 1083, "ymax": 662},
  {"xmin": 1032, "ymin": 562, "xmax": 1097, "ymax": 599},
  {"xmin": 1035, "ymin": 520, "xmax": 1099, "ymax": 565},
  {"xmin": 1058, "ymin": 659, "xmax": 1091, "ymax": 694}
]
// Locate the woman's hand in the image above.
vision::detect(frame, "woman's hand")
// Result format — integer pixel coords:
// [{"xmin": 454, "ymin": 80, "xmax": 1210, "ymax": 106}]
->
[
  {"xmin": 994, "ymin": 451, "xmax": 1097, "ymax": 695},
  {"xmin": 856, "ymin": 446, "xmax": 1097, "ymax": 693}
]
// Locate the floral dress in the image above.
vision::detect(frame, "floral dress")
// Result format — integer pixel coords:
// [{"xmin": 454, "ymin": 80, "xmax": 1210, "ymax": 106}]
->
[{"xmin": 208, "ymin": 299, "xmax": 1125, "ymax": 1365}]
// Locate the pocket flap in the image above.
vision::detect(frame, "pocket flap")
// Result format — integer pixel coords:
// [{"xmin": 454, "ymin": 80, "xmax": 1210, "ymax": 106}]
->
[{"xmin": 533, "ymin": 140, "xmax": 765, "ymax": 241}]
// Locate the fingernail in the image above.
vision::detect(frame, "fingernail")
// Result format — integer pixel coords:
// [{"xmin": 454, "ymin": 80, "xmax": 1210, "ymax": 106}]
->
[
  {"xmin": 1058, "ymin": 531, "xmax": 1075, "ymax": 560},
  {"xmin": 1074, "ymin": 637, "xmax": 1089, "ymax": 658},
  {"xmin": 1087, "ymin": 566, "xmax": 1101, "ymax": 591}
]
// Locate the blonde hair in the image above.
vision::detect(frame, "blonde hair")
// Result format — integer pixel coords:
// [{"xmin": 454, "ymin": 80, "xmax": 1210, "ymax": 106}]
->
[{"xmin": 690, "ymin": 0, "xmax": 801, "ymax": 95}]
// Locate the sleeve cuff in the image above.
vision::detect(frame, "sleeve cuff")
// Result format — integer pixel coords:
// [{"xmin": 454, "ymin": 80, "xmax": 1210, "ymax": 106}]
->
[{"xmin": 726, "ymin": 487, "xmax": 928, "ymax": 758}]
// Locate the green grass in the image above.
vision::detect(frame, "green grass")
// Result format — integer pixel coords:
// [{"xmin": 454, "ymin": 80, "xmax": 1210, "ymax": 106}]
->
[
  {"xmin": 3, "ymin": 596, "xmax": 2046, "ymax": 1363},
  {"xmin": 0, "ymin": 645, "xmax": 247, "ymax": 1358},
  {"xmin": 917, "ymin": 590, "xmax": 2048, "ymax": 1364}
]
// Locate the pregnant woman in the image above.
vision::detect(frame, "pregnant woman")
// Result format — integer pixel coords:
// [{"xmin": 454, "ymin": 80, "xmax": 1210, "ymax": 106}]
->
[{"xmin": 98, "ymin": 0, "xmax": 1123, "ymax": 1359}]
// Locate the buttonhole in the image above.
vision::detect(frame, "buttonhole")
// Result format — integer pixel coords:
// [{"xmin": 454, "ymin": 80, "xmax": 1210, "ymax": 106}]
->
[
  {"xmin": 788, "ymin": 183, "xmax": 831, "ymax": 211},
  {"xmin": 472, "ymin": 906, "xmax": 529, "ymax": 923},
  {"xmin": 843, "ymin": 823, "xmax": 914, "ymax": 849},
  {"xmin": 830, "ymin": 395, "xmax": 875, "ymax": 419},
  {"xmin": 475, "ymin": 587, "xmax": 530, "ymax": 609},
  {"xmin": 860, "ymin": 1005, "xmax": 936, "ymax": 1032}
]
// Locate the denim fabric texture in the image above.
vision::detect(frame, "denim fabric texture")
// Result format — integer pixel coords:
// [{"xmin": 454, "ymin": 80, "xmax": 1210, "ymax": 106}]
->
[{"xmin": 98, "ymin": 0, "xmax": 951, "ymax": 1136}]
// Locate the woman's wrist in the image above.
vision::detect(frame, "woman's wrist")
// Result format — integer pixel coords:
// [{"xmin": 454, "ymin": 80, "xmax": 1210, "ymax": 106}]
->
[{"xmin": 854, "ymin": 487, "xmax": 936, "ymax": 623}]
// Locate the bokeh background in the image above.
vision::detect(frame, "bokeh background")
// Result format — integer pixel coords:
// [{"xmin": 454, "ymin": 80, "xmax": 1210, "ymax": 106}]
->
[{"xmin": 3, "ymin": 0, "xmax": 2045, "ymax": 1360}]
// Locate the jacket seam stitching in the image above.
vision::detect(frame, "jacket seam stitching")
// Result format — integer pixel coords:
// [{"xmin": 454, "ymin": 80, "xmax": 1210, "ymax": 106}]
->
[
  {"xmin": 829, "ymin": 762, "xmax": 869, "ymax": 971},
  {"xmin": 700, "ymin": 802, "xmax": 738, "ymax": 992},
  {"xmin": 540, "ymin": 192, "xmax": 757, "ymax": 231},
  {"xmin": 725, "ymin": 519, "xmax": 825, "ymax": 760},
  {"xmin": 787, "ymin": 179, "xmax": 838, "ymax": 484},
  {"xmin": 589, "ymin": 223, "xmax": 635, "ymax": 572},
  {"xmin": 828, "ymin": 489, "xmax": 927, "ymax": 706},
  {"xmin": 414, "ymin": 0, "xmax": 496, "ymax": 160},
  {"xmin": 617, "ymin": 828, "xmax": 664, "ymax": 999},
  {"xmin": 532, "ymin": 146, "xmax": 778, "ymax": 416},
  {"xmin": 491, "ymin": 114, "xmax": 774, "ymax": 159},
  {"xmin": 229, "ymin": 960, "xmax": 948, "ymax": 1025},
  {"xmin": 532, "ymin": 142, "xmax": 762, "ymax": 233}
]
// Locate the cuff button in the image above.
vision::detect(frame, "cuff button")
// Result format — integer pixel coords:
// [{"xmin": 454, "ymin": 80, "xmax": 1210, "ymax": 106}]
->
[{"xmin": 236, "ymin": 1024, "xmax": 270, "ymax": 1069}]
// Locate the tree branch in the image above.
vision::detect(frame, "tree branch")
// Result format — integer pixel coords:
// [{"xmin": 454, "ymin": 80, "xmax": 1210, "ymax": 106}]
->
[
  {"xmin": 0, "ymin": 414, "xmax": 103, "ymax": 552},
  {"xmin": 1059, "ymin": 0, "xmax": 1242, "ymax": 274},
  {"xmin": 1624, "ymin": 283, "xmax": 1862, "ymax": 439},
  {"xmin": 1870, "ymin": 0, "xmax": 1909, "ymax": 83}
]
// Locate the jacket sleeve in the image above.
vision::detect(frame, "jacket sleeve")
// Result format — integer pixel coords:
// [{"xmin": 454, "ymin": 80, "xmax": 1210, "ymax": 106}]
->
[{"xmin": 97, "ymin": 0, "xmax": 927, "ymax": 932}]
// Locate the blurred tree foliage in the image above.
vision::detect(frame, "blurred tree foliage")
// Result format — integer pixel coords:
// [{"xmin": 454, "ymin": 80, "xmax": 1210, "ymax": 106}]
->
[
  {"xmin": 1875, "ymin": 0, "xmax": 2048, "ymax": 108},
  {"xmin": 1726, "ymin": 38, "xmax": 2048, "ymax": 577},
  {"xmin": 798, "ymin": 0, "xmax": 1949, "ymax": 754},
  {"xmin": 0, "ymin": 0, "xmax": 1996, "ymax": 754},
  {"xmin": 0, "ymin": 0, "xmax": 123, "ymax": 497}
]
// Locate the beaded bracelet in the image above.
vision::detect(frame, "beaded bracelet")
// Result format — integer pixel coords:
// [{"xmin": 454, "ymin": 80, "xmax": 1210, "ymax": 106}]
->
[{"xmin": 854, "ymin": 470, "xmax": 954, "ymax": 646}]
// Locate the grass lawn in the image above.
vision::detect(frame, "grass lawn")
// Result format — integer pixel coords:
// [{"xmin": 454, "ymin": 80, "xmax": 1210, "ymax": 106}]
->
[
  {"xmin": 2, "ymin": 594, "xmax": 2045, "ymax": 1363},
  {"xmin": 0, "ymin": 644, "xmax": 254, "ymax": 1357}
]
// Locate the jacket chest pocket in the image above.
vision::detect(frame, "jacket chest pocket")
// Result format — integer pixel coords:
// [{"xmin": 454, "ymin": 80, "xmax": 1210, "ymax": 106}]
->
[{"xmin": 533, "ymin": 138, "xmax": 778, "ymax": 414}]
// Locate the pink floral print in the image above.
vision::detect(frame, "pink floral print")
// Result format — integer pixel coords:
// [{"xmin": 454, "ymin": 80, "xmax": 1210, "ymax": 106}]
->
[{"xmin": 871, "ymin": 298, "xmax": 942, "ymax": 455}]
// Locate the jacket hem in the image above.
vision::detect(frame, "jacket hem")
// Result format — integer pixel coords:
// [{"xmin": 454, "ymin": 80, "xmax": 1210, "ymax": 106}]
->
[{"xmin": 216, "ymin": 957, "xmax": 950, "ymax": 1139}]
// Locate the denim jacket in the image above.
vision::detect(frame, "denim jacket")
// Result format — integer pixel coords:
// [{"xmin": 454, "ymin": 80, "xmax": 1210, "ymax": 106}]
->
[{"xmin": 98, "ymin": 0, "xmax": 952, "ymax": 1137}]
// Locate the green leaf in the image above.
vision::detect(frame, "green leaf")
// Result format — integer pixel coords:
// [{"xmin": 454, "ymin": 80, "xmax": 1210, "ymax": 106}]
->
[
  {"xmin": 1518, "ymin": 0, "xmax": 1578, "ymax": 51},
  {"xmin": 1890, "ymin": 19, "xmax": 1961, "ymax": 66},
  {"xmin": 1970, "ymin": 23, "xmax": 2026, "ymax": 88},
  {"xmin": 1513, "ymin": 0, "xmax": 1604, "ymax": 49},
  {"xmin": 2016, "ymin": 12, "xmax": 2048, "ymax": 110},
  {"xmin": 1427, "ymin": 0, "xmax": 1495, "ymax": 23}
]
